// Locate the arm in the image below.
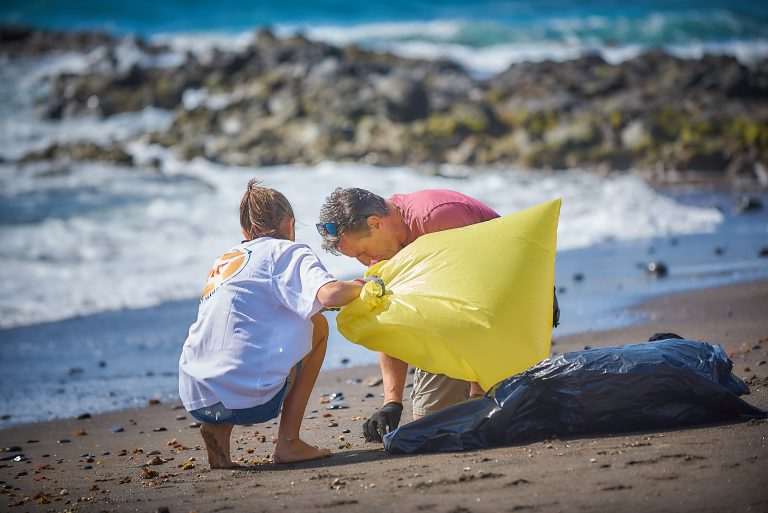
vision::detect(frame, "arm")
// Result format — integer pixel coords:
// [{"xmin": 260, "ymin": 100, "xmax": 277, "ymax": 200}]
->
[
  {"xmin": 315, "ymin": 280, "xmax": 363, "ymax": 308},
  {"xmin": 380, "ymin": 352, "xmax": 408, "ymax": 404}
]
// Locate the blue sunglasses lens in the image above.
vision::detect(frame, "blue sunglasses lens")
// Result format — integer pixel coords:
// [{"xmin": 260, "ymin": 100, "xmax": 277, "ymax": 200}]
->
[{"xmin": 316, "ymin": 222, "xmax": 338, "ymax": 236}]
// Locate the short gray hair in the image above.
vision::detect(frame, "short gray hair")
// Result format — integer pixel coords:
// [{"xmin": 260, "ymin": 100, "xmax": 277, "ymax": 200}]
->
[{"xmin": 318, "ymin": 187, "xmax": 389, "ymax": 253}]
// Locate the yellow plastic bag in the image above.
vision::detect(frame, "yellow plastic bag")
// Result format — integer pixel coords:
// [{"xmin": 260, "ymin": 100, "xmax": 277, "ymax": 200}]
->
[{"xmin": 337, "ymin": 199, "xmax": 561, "ymax": 390}]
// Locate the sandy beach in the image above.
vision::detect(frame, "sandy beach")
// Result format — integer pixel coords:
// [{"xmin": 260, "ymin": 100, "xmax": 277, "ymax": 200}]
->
[{"xmin": 1, "ymin": 279, "xmax": 766, "ymax": 513}]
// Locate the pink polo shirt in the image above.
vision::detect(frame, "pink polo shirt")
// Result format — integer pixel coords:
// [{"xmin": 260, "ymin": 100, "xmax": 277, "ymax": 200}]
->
[{"xmin": 388, "ymin": 190, "xmax": 499, "ymax": 245}]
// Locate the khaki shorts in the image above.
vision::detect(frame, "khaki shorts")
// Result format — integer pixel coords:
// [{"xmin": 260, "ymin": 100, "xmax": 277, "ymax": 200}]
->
[{"xmin": 411, "ymin": 368, "xmax": 472, "ymax": 417}]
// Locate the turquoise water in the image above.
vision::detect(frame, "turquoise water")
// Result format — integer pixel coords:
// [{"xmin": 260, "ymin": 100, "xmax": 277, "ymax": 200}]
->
[{"xmin": 3, "ymin": 1, "xmax": 768, "ymax": 53}]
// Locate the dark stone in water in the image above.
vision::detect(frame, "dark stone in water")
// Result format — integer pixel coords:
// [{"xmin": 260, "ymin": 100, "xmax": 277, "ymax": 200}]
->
[
  {"xmin": 646, "ymin": 261, "xmax": 668, "ymax": 277},
  {"xmin": 714, "ymin": 246, "xmax": 726, "ymax": 255},
  {"xmin": 68, "ymin": 367, "xmax": 84, "ymax": 375},
  {"xmin": 732, "ymin": 196, "xmax": 763, "ymax": 214},
  {"xmin": 340, "ymin": 358, "xmax": 350, "ymax": 365},
  {"xmin": 98, "ymin": 361, "xmax": 107, "ymax": 368},
  {"xmin": 1, "ymin": 414, "xmax": 11, "ymax": 420},
  {"xmin": 572, "ymin": 273, "xmax": 584, "ymax": 282},
  {"xmin": 758, "ymin": 247, "xmax": 768, "ymax": 258},
  {"xmin": 77, "ymin": 413, "xmax": 91, "ymax": 420}
]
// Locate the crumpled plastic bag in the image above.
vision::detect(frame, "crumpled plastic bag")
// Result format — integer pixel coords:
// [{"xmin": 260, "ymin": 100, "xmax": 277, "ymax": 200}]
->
[
  {"xmin": 337, "ymin": 199, "xmax": 561, "ymax": 391},
  {"xmin": 383, "ymin": 338, "xmax": 767, "ymax": 454}
]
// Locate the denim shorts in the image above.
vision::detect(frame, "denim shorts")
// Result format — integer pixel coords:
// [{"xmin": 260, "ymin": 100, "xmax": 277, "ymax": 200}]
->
[{"xmin": 189, "ymin": 362, "xmax": 300, "ymax": 425}]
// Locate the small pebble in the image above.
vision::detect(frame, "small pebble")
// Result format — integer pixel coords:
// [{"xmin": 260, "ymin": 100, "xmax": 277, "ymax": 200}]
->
[
  {"xmin": 364, "ymin": 393, "xmax": 375, "ymax": 398},
  {"xmin": 26, "ymin": 440, "xmax": 39, "ymax": 444},
  {"xmin": 76, "ymin": 413, "xmax": 91, "ymax": 420},
  {"xmin": 646, "ymin": 261, "xmax": 668, "ymax": 278},
  {"xmin": 148, "ymin": 398, "xmax": 162, "ymax": 405},
  {"xmin": 109, "ymin": 425, "xmax": 124, "ymax": 433},
  {"xmin": 189, "ymin": 422, "xmax": 201, "ymax": 428},
  {"xmin": 572, "ymin": 273, "xmax": 584, "ymax": 282},
  {"xmin": 83, "ymin": 465, "xmax": 93, "ymax": 470},
  {"xmin": 153, "ymin": 427, "xmax": 168, "ymax": 432},
  {"xmin": 175, "ymin": 415, "xmax": 187, "ymax": 421},
  {"xmin": 342, "ymin": 429, "xmax": 351, "ymax": 434},
  {"xmin": 57, "ymin": 439, "xmax": 71, "ymax": 444},
  {"xmin": 155, "ymin": 508, "xmax": 170, "ymax": 513},
  {"xmin": 340, "ymin": 358, "xmax": 350, "ymax": 365},
  {"xmin": 2, "ymin": 446, "xmax": 22, "ymax": 452}
]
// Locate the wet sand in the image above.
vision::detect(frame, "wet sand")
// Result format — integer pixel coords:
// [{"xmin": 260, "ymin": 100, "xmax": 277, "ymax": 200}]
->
[{"xmin": 1, "ymin": 279, "xmax": 766, "ymax": 512}]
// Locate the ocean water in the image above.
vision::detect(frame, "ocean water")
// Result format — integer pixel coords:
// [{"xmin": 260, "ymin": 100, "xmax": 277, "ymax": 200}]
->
[
  {"xmin": 1, "ymin": 2, "xmax": 768, "ymax": 425},
  {"xmin": 2, "ymin": 0, "xmax": 768, "ymax": 73}
]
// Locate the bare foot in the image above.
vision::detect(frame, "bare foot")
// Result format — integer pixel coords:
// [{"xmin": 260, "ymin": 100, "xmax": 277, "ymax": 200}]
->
[
  {"xmin": 200, "ymin": 423, "xmax": 240, "ymax": 469},
  {"xmin": 274, "ymin": 438, "xmax": 332, "ymax": 464}
]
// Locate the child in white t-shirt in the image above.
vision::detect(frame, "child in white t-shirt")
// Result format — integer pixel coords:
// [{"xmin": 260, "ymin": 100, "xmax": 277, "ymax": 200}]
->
[{"xmin": 179, "ymin": 179, "xmax": 365, "ymax": 468}]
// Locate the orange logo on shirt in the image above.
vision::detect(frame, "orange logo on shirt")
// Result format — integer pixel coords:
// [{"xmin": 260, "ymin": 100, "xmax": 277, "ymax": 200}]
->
[{"xmin": 200, "ymin": 249, "xmax": 250, "ymax": 301}]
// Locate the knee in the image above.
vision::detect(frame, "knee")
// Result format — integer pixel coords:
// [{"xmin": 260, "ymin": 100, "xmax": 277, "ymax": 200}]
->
[{"xmin": 311, "ymin": 314, "xmax": 328, "ymax": 347}]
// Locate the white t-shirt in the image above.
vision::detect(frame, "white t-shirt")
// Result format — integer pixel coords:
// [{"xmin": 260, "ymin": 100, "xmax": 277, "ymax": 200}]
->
[{"xmin": 178, "ymin": 238, "xmax": 335, "ymax": 411}]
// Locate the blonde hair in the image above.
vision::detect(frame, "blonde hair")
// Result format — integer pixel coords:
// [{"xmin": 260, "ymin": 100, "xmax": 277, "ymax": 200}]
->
[{"xmin": 239, "ymin": 179, "xmax": 295, "ymax": 240}]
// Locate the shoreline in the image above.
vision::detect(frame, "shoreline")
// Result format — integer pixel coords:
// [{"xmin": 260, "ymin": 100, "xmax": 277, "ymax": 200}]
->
[{"xmin": 1, "ymin": 279, "xmax": 766, "ymax": 512}]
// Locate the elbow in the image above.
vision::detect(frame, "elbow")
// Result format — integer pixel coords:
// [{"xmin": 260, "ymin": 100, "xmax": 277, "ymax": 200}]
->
[{"xmin": 317, "ymin": 281, "xmax": 342, "ymax": 308}]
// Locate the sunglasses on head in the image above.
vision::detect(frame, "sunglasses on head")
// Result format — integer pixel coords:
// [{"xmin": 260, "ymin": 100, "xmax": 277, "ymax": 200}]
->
[
  {"xmin": 315, "ymin": 222, "xmax": 339, "ymax": 237},
  {"xmin": 316, "ymin": 214, "xmax": 373, "ymax": 237}
]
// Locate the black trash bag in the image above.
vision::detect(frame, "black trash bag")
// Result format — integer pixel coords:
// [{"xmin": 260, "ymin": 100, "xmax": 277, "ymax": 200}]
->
[{"xmin": 384, "ymin": 339, "xmax": 766, "ymax": 454}]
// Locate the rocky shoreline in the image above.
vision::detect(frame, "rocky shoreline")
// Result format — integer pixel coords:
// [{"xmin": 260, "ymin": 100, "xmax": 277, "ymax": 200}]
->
[{"xmin": 4, "ymin": 25, "xmax": 768, "ymax": 187}]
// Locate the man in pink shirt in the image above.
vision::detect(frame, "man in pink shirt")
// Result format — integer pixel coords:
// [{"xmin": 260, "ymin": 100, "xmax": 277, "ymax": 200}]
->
[{"xmin": 316, "ymin": 188, "xmax": 503, "ymax": 442}]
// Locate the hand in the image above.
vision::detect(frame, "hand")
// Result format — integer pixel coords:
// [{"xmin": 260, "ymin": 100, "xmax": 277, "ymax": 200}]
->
[
  {"xmin": 362, "ymin": 402, "xmax": 403, "ymax": 442},
  {"xmin": 354, "ymin": 275, "xmax": 386, "ymax": 297}
]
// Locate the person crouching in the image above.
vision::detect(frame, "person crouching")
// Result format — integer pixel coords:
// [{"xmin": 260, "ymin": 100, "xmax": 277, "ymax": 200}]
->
[{"xmin": 178, "ymin": 179, "xmax": 364, "ymax": 468}]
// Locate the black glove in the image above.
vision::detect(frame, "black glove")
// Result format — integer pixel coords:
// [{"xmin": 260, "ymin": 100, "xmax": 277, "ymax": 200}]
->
[{"xmin": 362, "ymin": 402, "xmax": 403, "ymax": 442}]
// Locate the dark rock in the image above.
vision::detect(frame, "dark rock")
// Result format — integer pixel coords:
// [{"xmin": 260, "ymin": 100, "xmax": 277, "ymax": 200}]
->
[
  {"xmin": 109, "ymin": 425, "xmax": 124, "ymax": 433},
  {"xmin": 175, "ymin": 415, "xmax": 187, "ymax": 421},
  {"xmin": 714, "ymin": 246, "xmax": 726, "ymax": 256},
  {"xmin": 646, "ymin": 261, "xmax": 668, "ymax": 278},
  {"xmin": 189, "ymin": 422, "xmax": 201, "ymax": 428},
  {"xmin": 68, "ymin": 367, "xmax": 84, "ymax": 375},
  {"xmin": 340, "ymin": 358, "xmax": 350, "ymax": 365},
  {"xmin": 155, "ymin": 507, "xmax": 170, "ymax": 513},
  {"xmin": 1, "ymin": 447, "xmax": 21, "ymax": 452},
  {"xmin": 56, "ymin": 439, "xmax": 71, "ymax": 444},
  {"xmin": 76, "ymin": 413, "xmax": 91, "ymax": 420},
  {"xmin": 572, "ymin": 273, "xmax": 585, "ymax": 282},
  {"xmin": 758, "ymin": 247, "xmax": 768, "ymax": 257},
  {"xmin": 733, "ymin": 196, "xmax": 763, "ymax": 214},
  {"xmin": 152, "ymin": 427, "xmax": 167, "ymax": 432}
]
